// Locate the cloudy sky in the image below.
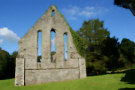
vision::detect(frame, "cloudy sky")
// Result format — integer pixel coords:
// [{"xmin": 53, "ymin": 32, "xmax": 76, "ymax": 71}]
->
[{"xmin": 0, "ymin": 0, "xmax": 135, "ymax": 54}]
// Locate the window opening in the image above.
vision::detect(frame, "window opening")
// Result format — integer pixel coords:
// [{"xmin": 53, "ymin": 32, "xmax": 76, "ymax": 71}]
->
[
  {"xmin": 51, "ymin": 29, "xmax": 56, "ymax": 62},
  {"xmin": 37, "ymin": 31, "xmax": 42, "ymax": 62},
  {"xmin": 64, "ymin": 33, "xmax": 68, "ymax": 60},
  {"xmin": 52, "ymin": 10, "xmax": 55, "ymax": 17}
]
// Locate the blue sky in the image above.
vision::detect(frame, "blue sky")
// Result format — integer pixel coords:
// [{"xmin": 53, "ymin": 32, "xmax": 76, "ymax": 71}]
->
[{"xmin": 0, "ymin": 0, "xmax": 135, "ymax": 54}]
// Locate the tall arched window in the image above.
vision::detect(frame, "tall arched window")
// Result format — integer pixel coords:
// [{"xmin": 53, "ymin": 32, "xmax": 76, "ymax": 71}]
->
[
  {"xmin": 64, "ymin": 33, "xmax": 68, "ymax": 60},
  {"xmin": 52, "ymin": 10, "xmax": 55, "ymax": 17},
  {"xmin": 51, "ymin": 29, "xmax": 56, "ymax": 62},
  {"xmin": 37, "ymin": 30, "xmax": 42, "ymax": 62}
]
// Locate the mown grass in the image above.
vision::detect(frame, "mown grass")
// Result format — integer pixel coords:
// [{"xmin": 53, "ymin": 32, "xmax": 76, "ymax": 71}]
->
[{"xmin": 0, "ymin": 73, "xmax": 135, "ymax": 90}]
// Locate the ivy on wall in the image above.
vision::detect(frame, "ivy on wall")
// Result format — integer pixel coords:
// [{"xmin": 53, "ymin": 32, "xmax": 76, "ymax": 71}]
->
[
  {"xmin": 69, "ymin": 27, "xmax": 86, "ymax": 57},
  {"xmin": 57, "ymin": 8, "xmax": 86, "ymax": 57}
]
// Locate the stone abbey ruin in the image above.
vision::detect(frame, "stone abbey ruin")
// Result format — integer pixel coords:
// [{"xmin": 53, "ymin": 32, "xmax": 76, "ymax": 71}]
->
[{"xmin": 15, "ymin": 5, "xmax": 86, "ymax": 86}]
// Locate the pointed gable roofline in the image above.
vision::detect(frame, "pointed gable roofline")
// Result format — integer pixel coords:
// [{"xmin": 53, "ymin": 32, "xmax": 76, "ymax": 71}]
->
[{"xmin": 20, "ymin": 5, "xmax": 86, "ymax": 58}]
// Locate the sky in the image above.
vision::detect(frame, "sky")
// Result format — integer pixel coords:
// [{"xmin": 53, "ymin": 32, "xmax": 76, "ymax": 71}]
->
[{"xmin": 0, "ymin": 0, "xmax": 135, "ymax": 54}]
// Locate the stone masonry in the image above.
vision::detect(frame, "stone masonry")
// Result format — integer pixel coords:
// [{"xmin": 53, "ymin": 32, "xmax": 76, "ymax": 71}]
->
[{"xmin": 15, "ymin": 5, "xmax": 86, "ymax": 86}]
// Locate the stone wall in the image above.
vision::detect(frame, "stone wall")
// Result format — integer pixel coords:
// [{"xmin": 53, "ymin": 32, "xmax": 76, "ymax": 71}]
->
[
  {"xmin": 15, "ymin": 58, "xmax": 24, "ymax": 86},
  {"xmin": 15, "ymin": 5, "xmax": 86, "ymax": 86},
  {"xmin": 25, "ymin": 69, "xmax": 79, "ymax": 85}
]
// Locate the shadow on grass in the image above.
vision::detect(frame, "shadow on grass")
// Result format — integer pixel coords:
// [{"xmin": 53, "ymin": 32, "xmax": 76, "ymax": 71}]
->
[
  {"xmin": 121, "ymin": 69, "xmax": 135, "ymax": 84},
  {"xmin": 0, "ymin": 77, "xmax": 14, "ymax": 80},
  {"xmin": 0, "ymin": 75, "xmax": 14, "ymax": 80},
  {"xmin": 87, "ymin": 72, "xmax": 107, "ymax": 76},
  {"xmin": 119, "ymin": 88, "xmax": 135, "ymax": 90}
]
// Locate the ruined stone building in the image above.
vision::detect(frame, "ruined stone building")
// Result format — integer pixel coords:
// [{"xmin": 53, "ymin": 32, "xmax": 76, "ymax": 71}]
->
[{"xmin": 15, "ymin": 5, "xmax": 86, "ymax": 86}]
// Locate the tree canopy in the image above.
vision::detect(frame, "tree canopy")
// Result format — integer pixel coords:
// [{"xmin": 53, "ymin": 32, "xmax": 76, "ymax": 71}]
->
[
  {"xmin": 77, "ymin": 19, "xmax": 110, "ymax": 74},
  {"xmin": 120, "ymin": 38, "xmax": 135, "ymax": 64},
  {"xmin": 0, "ymin": 48, "xmax": 17, "ymax": 79},
  {"xmin": 77, "ymin": 19, "xmax": 135, "ymax": 74},
  {"xmin": 114, "ymin": 0, "xmax": 135, "ymax": 16}
]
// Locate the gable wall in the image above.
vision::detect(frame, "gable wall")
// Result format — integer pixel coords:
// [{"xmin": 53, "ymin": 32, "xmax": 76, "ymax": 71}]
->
[{"xmin": 15, "ymin": 5, "xmax": 86, "ymax": 86}]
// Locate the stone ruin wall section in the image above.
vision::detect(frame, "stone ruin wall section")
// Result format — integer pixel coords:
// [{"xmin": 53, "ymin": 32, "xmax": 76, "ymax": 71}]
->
[{"xmin": 15, "ymin": 6, "xmax": 86, "ymax": 86}]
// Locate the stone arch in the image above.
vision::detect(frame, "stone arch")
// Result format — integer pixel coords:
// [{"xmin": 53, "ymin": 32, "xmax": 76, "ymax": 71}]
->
[
  {"xmin": 37, "ymin": 30, "xmax": 42, "ymax": 63},
  {"xmin": 50, "ymin": 28, "xmax": 56, "ymax": 62},
  {"xmin": 64, "ymin": 32, "xmax": 68, "ymax": 60},
  {"xmin": 51, "ymin": 9, "xmax": 55, "ymax": 17}
]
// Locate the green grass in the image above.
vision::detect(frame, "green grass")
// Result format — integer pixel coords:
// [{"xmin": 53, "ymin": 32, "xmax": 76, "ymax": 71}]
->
[{"xmin": 0, "ymin": 73, "xmax": 135, "ymax": 90}]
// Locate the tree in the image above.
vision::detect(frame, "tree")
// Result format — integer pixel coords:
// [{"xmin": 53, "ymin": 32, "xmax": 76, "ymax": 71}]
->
[
  {"xmin": 101, "ymin": 37, "xmax": 124, "ymax": 71},
  {"xmin": 77, "ymin": 19, "xmax": 110, "ymax": 53},
  {"xmin": 0, "ymin": 48, "xmax": 10, "ymax": 79},
  {"xmin": 0, "ymin": 49, "xmax": 17, "ymax": 79},
  {"xmin": 114, "ymin": 0, "xmax": 135, "ymax": 16},
  {"xmin": 101, "ymin": 37, "xmax": 119, "ymax": 57},
  {"xmin": 77, "ymin": 19, "xmax": 109, "ymax": 44},
  {"xmin": 120, "ymin": 38, "xmax": 135, "ymax": 65},
  {"xmin": 8, "ymin": 51, "xmax": 18, "ymax": 78},
  {"xmin": 77, "ymin": 19, "xmax": 110, "ymax": 74}
]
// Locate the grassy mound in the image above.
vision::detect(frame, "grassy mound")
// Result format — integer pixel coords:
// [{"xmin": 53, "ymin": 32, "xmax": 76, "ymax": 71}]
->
[{"xmin": 0, "ymin": 73, "xmax": 135, "ymax": 90}]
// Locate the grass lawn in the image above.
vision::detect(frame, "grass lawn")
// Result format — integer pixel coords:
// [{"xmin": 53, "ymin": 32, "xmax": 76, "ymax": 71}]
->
[{"xmin": 0, "ymin": 73, "xmax": 135, "ymax": 90}]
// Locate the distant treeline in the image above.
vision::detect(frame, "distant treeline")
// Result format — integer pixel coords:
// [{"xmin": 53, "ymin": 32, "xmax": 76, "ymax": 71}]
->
[
  {"xmin": 76, "ymin": 19, "xmax": 135, "ymax": 75},
  {"xmin": 0, "ymin": 48, "xmax": 17, "ymax": 79}
]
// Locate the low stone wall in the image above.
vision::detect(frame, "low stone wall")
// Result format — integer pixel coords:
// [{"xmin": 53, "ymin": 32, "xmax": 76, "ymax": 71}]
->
[{"xmin": 25, "ymin": 69, "xmax": 79, "ymax": 85}]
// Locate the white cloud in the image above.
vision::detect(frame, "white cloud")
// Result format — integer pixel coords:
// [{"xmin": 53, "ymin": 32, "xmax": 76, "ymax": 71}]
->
[
  {"xmin": 85, "ymin": 6, "xmax": 95, "ymax": 11},
  {"xmin": 0, "ymin": 27, "xmax": 20, "ymax": 42},
  {"xmin": 0, "ymin": 39, "xmax": 3, "ymax": 44},
  {"xmin": 79, "ymin": 11, "xmax": 95, "ymax": 17},
  {"xmin": 62, "ymin": 6, "xmax": 80, "ymax": 20},
  {"xmin": 62, "ymin": 6, "xmax": 108, "ymax": 20},
  {"xmin": 63, "ymin": 6, "xmax": 79, "ymax": 15}
]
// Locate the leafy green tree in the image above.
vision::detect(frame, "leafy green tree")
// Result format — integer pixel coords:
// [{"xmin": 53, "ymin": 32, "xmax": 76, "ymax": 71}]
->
[
  {"xmin": 101, "ymin": 37, "xmax": 119, "ymax": 57},
  {"xmin": 101, "ymin": 37, "xmax": 124, "ymax": 71},
  {"xmin": 0, "ymin": 48, "xmax": 17, "ymax": 79},
  {"xmin": 77, "ymin": 19, "xmax": 110, "ymax": 53},
  {"xmin": 0, "ymin": 48, "xmax": 10, "ymax": 79},
  {"xmin": 114, "ymin": 0, "xmax": 135, "ymax": 16},
  {"xmin": 120, "ymin": 38, "xmax": 135, "ymax": 65},
  {"xmin": 77, "ymin": 19, "xmax": 110, "ymax": 74},
  {"xmin": 77, "ymin": 19, "xmax": 109, "ymax": 44},
  {"xmin": 8, "ymin": 51, "xmax": 18, "ymax": 78},
  {"xmin": 11, "ymin": 51, "xmax": 18, "ymax": 59}
]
